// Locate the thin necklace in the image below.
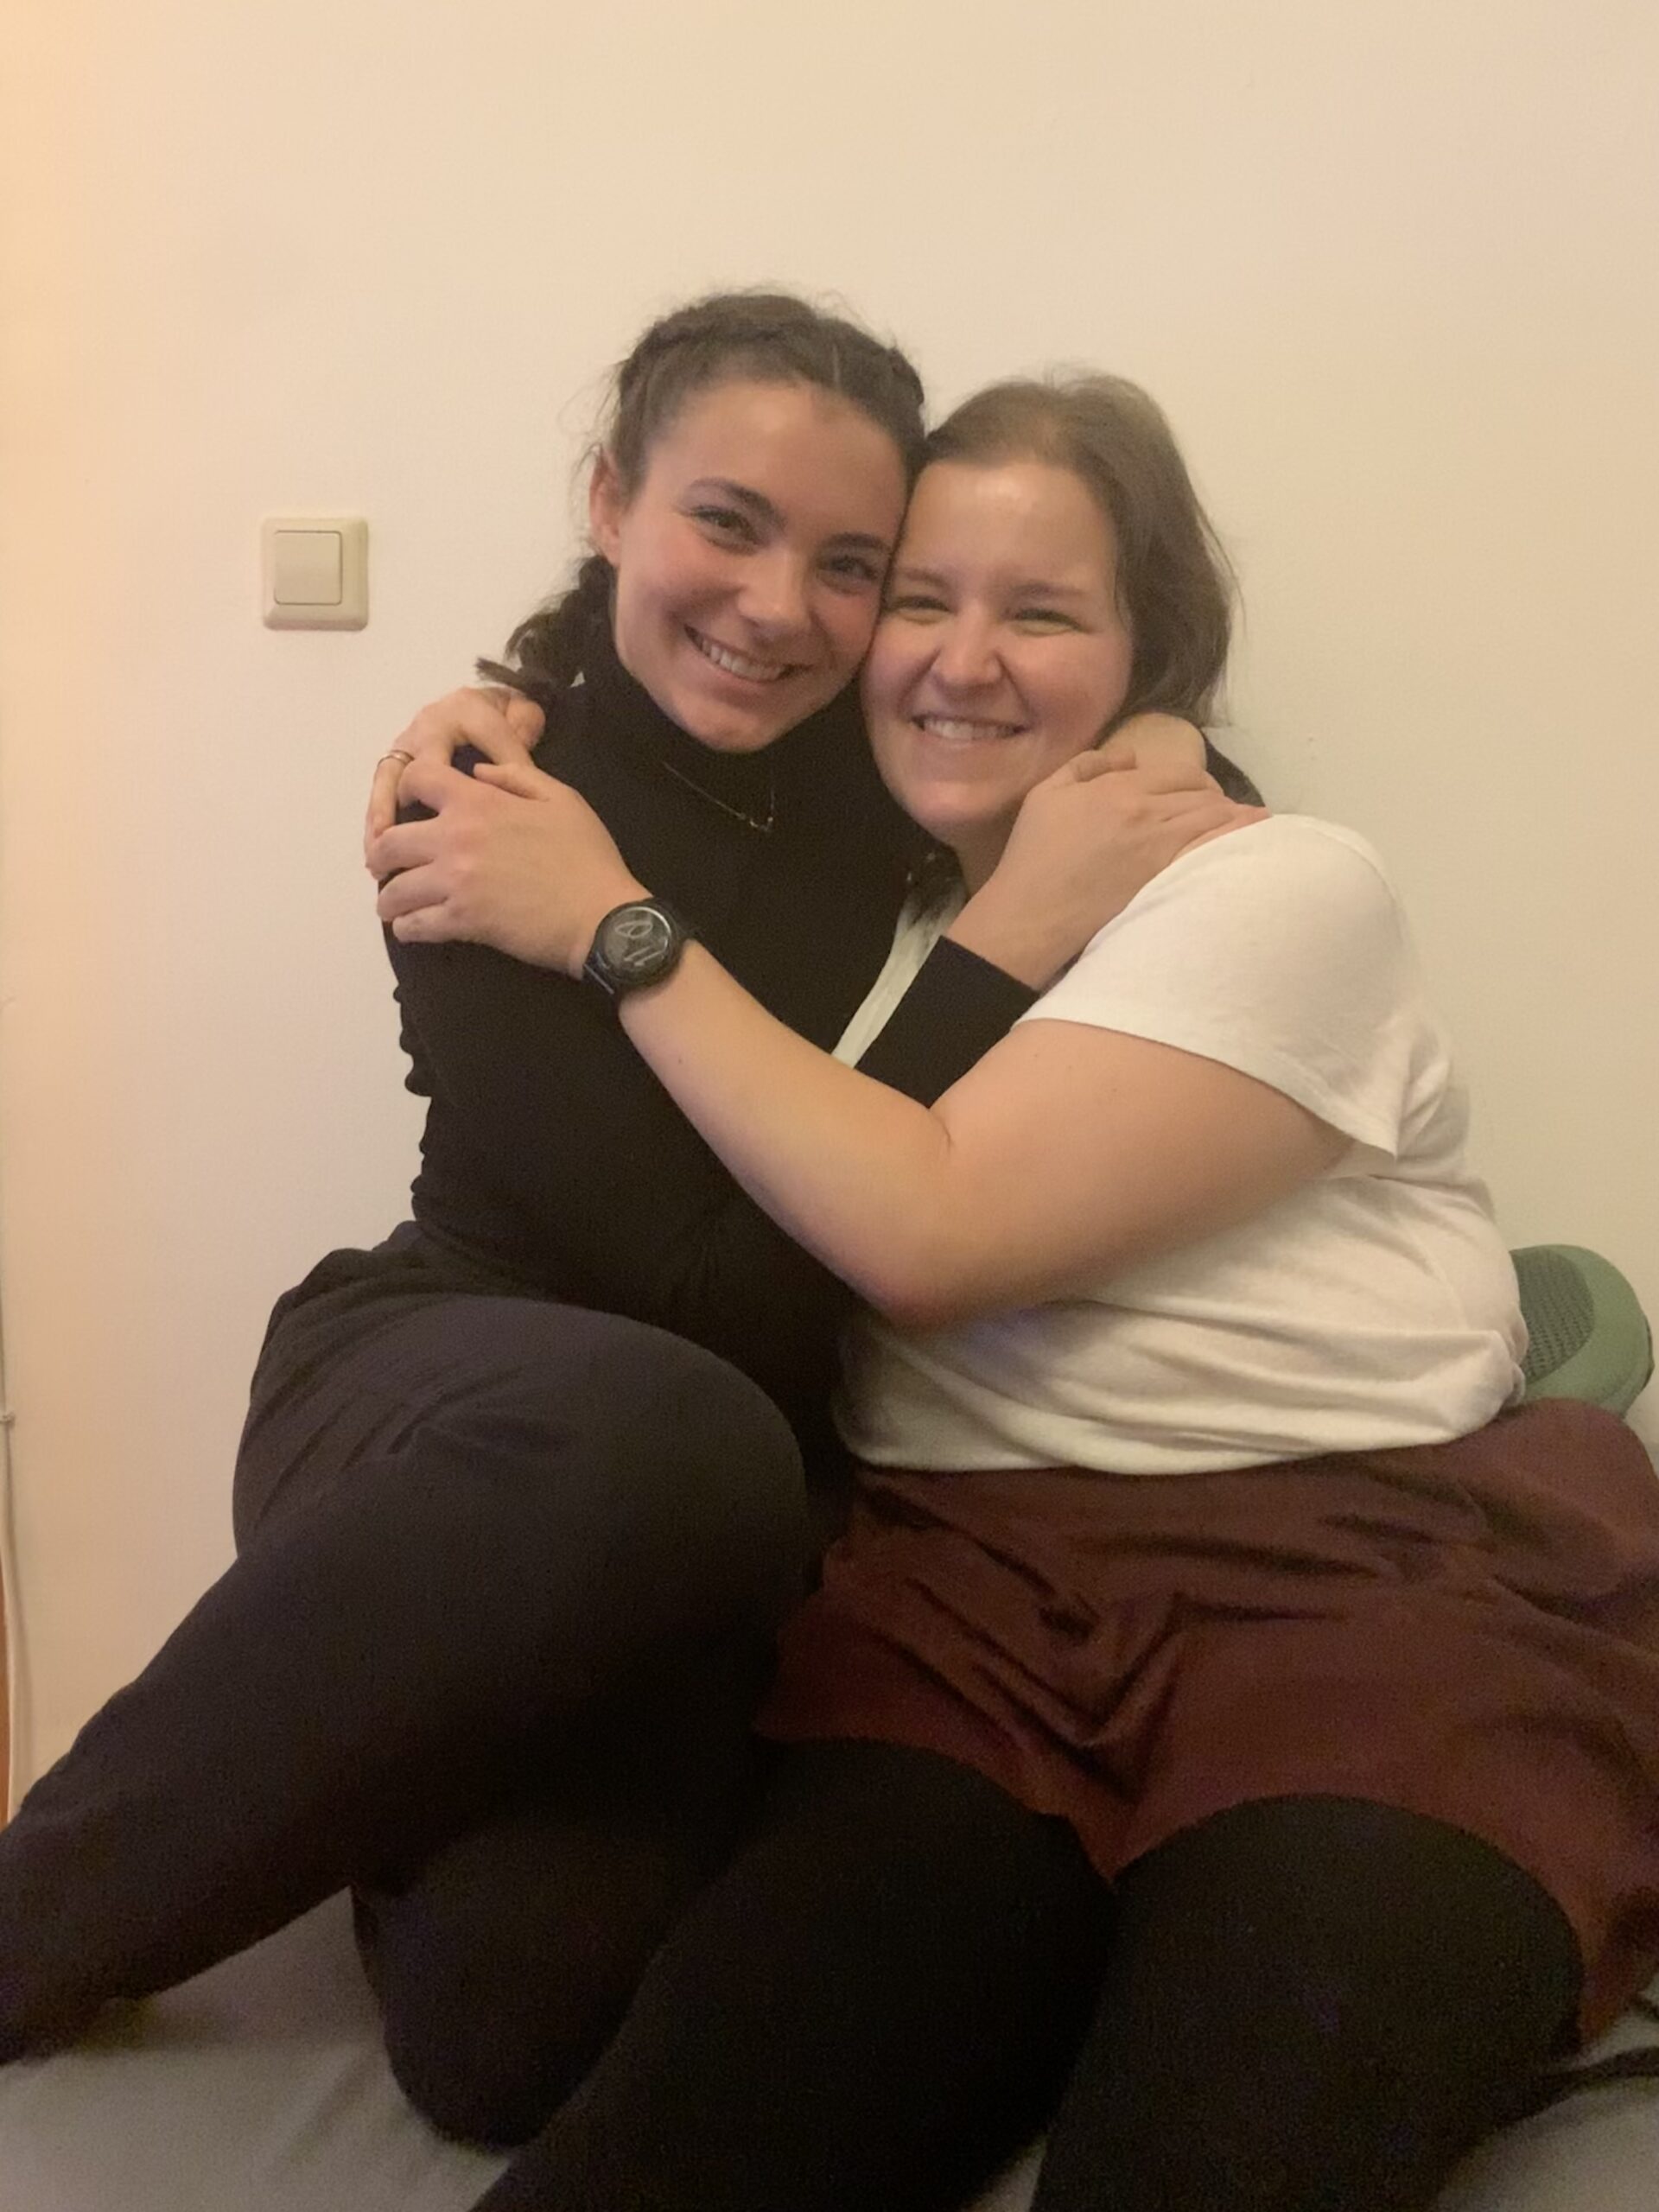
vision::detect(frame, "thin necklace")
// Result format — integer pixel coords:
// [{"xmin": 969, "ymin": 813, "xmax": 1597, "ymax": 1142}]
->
[{"xmin": 658, "ymin": 756, "xmax": 776, "ymax": 835}]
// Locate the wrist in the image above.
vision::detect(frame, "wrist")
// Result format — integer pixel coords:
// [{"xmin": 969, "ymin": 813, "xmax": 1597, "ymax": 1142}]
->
[
  {"xmin": 946, "ymin": 878, "xmax": 1081, "ymax": 991},
  {"xmin": 580, "ymin": 886, "xmax": 693, "ymax": 1008},
  {"xmin": 573, "ymin": 874, "xmax": 651, "ymax": 977}
]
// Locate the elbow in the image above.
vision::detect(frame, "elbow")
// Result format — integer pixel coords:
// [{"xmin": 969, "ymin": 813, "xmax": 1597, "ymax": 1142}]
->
[
  {"xmin": 874, "ymin": 1286, "xmax": 995, "ymax": 1335},
  {"xmin": 868, "ymin": 1287, "xmax": 949, "ymax": 1334},
  {"xmin": 860, "ymin": 1238, "xmax": 1113, "ymax": 1336},
  {"xmin": 830, "ymin": 1182, "xmax": 1001, "ymax": 1333},
  {"xmin": 855, "ymin": 1245, "xmax": 982, "ymax": 1337}
]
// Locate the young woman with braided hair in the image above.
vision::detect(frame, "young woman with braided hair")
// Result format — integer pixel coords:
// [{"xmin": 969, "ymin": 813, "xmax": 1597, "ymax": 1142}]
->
[{"xmin": 0, "ymin": 293, "xmax": 1250, "ymax": 2160}]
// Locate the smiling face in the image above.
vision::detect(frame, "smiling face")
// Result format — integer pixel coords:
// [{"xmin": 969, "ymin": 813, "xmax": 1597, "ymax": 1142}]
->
[
  {"xmin": 861, "ymin": 458, "xmax": 1135, "ymax": 887},
  {"xmin": 589, "ymin": 377, "xmax": 910, "ymax": 753}
]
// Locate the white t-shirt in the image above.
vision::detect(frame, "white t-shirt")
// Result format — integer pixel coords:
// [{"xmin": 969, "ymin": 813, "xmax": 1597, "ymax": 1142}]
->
[{"xmin": 833, "ymin": 817, "xmax": 1526, "ymax": 1477}]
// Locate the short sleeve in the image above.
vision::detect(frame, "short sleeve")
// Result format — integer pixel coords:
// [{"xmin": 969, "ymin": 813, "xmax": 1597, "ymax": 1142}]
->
[{"xmin": 1020, "ymin": 817, "xmax": 1425, "ymax": 1157}]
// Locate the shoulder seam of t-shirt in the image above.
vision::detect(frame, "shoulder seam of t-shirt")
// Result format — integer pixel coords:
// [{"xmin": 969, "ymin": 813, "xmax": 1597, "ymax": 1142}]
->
[
  {"xmin": 1014, "ymin": 814, "xmax": 1415, "ymax": 1155},
  {"xmin": 1046, "ymin": 812, "xmax": 1406, "ymax": 981},
  {"xmin": 1112, "ymin": 813, "xmax": 1395, "ymax": 912}
]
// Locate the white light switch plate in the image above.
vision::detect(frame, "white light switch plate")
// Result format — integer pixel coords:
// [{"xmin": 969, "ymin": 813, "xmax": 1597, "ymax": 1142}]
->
[{"xmin": 262, "ymin": 516, "xmax": 368, "ymax": 629}]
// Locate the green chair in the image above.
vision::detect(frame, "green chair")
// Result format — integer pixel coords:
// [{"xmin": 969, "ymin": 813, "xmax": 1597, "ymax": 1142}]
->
[{"xmin": 1513, "ymin": 1243, "xmax": 1653, "ymax": 1416}]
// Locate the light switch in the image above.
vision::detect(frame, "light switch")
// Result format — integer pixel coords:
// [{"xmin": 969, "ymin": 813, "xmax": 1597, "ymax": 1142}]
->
[
  {"xmin": 262, "ymin": 516, "xmax": 368, "ymax": 629},
  {"xmin": 273, "ymin": 529, "xmax": 342, "ymax": 605}
]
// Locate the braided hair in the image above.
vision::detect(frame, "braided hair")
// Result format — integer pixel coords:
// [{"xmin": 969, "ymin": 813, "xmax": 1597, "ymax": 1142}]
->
[{"xmin": 482, "ymin": 291, "xmax": 926, "ymax": 708}]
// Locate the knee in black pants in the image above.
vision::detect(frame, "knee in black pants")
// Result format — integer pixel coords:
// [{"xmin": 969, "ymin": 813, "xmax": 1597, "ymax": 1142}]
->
[
  {"xmin": 372, "ymin": 1314, "xmax": 817, "ymax": 1686},
  {"xmin": 0, "ymin": 1306, "xmax": 811, "ymax": 2055},
  {"xmin": 359, "ymin": 1646, "xmax": 776, "ymax": 2148},
  {"xmin": 359, "ymin": 1815, "xmax": 690, "ymax": 2147}
]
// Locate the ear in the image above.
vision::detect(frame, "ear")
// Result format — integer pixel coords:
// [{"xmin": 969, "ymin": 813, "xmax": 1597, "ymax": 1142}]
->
[{"xmin": 588, "ymin": 450, "xmax": 626, "ymax": 563}]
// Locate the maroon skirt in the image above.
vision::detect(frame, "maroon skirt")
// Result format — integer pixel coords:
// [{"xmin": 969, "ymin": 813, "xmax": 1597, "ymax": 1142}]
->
[{"xmin": 759, "ymin": 1399, "xmax": 1659, "ymax": 2040}]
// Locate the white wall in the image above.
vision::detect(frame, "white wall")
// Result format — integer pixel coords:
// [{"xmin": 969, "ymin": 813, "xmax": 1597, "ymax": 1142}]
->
[{"xmin": 2, "ymin": 0, "xmax": 1655, "ymax": 1785}]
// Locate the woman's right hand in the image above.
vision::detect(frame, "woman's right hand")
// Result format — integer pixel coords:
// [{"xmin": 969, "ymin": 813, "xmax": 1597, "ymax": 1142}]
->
[
  {"xmin": 364, "ymin": 685, "xmax": 545, "ymax": 856},
  {"xmin": 950, "ymin": 750, "xmax": 1266, "ymax": 990}
]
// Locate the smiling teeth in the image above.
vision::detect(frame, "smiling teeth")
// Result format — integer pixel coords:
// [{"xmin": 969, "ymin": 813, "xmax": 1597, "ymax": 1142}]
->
[
  {"xmin": 691, "ymin": 632, "xmax": 791, "ymax": 683},
  {"xmin": 915, "ymin": 715, "xmax": 1020, "ymax": 742}
]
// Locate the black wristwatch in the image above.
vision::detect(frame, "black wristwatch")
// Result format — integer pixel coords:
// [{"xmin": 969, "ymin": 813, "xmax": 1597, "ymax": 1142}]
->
[{"xmin": 582, "ymin": 897, "xmax": 695, "ymax": 1007}]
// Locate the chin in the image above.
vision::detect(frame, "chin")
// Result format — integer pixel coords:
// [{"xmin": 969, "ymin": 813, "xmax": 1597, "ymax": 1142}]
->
[
  {"xmin": 677, "ymin": 702, "xmax": 798, "ymax": 754},
  {"xmin": 673, "ymin": 659, "xmax": 837, "ymax": 753},
  {"xmin": 893, "ymin": 788, "xmax": 1005, "ymax": 849}
]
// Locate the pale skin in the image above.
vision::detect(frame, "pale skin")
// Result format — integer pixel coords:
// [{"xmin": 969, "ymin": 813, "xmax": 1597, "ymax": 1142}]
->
[{"xmin": 371, "ymin": 458, "xmax": 1339, "ymax": 1334}]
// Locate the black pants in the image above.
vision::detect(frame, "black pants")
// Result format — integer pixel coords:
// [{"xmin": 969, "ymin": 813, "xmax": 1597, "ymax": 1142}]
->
[
  {"xmin": 0, "ymin": 1279, "xmax": 813, "ymax": 2111},
  {"xmin": 474, "ymin": 1744, "xmax": 1582, "ymax": 2212}
]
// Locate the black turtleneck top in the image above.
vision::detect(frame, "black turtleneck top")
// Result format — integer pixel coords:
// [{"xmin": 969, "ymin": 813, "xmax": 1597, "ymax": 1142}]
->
[{"xmin": 378, "ymin": 643, "xmax": 1038, "ymax": 1434}]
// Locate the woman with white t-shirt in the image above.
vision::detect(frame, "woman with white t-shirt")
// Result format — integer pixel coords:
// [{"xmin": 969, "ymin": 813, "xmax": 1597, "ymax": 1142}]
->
[{"xmin": 370, "ymin": 373, "xmax": 1659, "ymax": 2212}]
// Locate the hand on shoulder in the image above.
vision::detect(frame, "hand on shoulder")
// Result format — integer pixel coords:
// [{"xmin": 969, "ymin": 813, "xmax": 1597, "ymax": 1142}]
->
[
  {"xmin": 369, "ymin": 755, "xmax": 642, "ymax": 974},
  {"xmin": 363, "ymin": 684, "xmax": 544, "ymax": 853},
  {"xmin": 950, "ymin": 723, "xmax": 1268, "ymax": 989},
  {"xmin": 1095, "ymin": 710, "xmax": 1211, "ymax": 789}
]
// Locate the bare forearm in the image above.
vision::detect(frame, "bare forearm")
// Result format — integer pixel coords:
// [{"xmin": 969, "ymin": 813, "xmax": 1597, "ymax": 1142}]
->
[
  {"xmin": 618, "ymin": 948, "xmax": 959, "ymax": 1319},
  {"xmin": 613, "ymin": 920, "xmax": 1341, "ymax": 1338}
]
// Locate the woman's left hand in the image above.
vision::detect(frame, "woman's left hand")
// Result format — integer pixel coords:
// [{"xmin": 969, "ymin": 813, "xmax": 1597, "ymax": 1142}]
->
[
  {"xmin": 368, "ymin": 756, "xmax": 645, "ymax": 976},
  {"xmin": 950, "ymin": 750, "xmax": 1265, "ymax": 989}
]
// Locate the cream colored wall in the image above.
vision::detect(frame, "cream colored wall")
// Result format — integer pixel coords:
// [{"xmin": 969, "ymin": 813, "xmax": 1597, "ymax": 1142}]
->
[{"xmin": 2, "ymin": 0, "xmax": 1655, "ymax": 1786}]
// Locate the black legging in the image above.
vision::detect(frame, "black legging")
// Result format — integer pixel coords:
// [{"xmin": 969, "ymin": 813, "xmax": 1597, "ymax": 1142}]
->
[
  {"xmin": 0, "ymin": 1292, "xmax": 812, "ymax": 2082},
  {"xmin": 472, "ymin": 1744, "xmax": 1581, "ymax": 2212}
]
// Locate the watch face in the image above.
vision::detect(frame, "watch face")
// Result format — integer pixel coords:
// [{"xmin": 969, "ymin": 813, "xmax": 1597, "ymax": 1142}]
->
[{"xmin": 598, "ymin": 905, "xmax": 675, "ymax": 981}]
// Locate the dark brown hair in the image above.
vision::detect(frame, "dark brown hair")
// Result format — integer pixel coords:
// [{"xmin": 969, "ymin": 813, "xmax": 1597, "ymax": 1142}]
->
[
  {"xmin": 924, "ymin": 375, "xmax": 1234, "ymax": 722},
  {"xmin": 484, "ymin": 291, "xmax": 927, "ymax": 703}
]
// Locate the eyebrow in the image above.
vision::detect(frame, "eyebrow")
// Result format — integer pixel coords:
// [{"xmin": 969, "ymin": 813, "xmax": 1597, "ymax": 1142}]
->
[
  {"xmin": 889, "ymin": 563, "xmax": 1094, "ymax": 601},
  {"xmin": 687, "ymin": 479, "xmax": 893, "ymax": 556}
]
